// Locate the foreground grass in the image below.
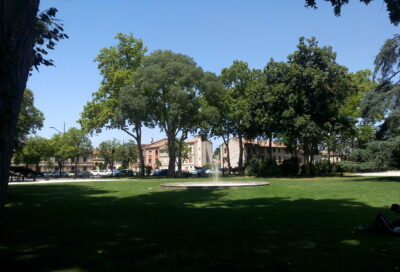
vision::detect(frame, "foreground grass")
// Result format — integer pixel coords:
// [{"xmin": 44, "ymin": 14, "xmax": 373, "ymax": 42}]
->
[{"xmin": 1, "ymin": 176, "xmax": 400, "ymax": 271}]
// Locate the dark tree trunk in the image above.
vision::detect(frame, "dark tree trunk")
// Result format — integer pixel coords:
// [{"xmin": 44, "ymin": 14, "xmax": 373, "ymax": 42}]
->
[
  {"xmin": 166, "ymin": 130, "xmax": 176, "ymax": 177},
  {"xmin": 122, "ymin": 125, "xmax": 145, "ymax": 177},
  {"xmin": 135, "ymin": 126, "xmax": 145, "ymax": 177},
  {"xmin": 0, "ymin": 0, "xmax": 40, "ymax": 218}
]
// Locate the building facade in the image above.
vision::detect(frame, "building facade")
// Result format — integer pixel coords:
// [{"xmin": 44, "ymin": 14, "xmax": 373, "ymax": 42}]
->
[
  {"xmin": 220, "ymin": 138, "xmax": 341, "ymax": 169},
  {"xmin": 137, "ymin": 137, "xmax": 213, "ymax": 171}
]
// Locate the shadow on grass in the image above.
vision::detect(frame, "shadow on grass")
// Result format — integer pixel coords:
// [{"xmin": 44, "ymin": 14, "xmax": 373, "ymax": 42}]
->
[{"xmin": 0, "ymin": 184, "xmax": 398, "ymax": 272}]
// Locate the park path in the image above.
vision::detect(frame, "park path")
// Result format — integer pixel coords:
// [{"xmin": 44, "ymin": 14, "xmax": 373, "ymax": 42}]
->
[
  {"xmin": 9, "ymin": 178, "xmax": 121, "ymax": 185},
  {"xmin": 352, "ymin": 171, "xmax": 400, "ymax": 177}
]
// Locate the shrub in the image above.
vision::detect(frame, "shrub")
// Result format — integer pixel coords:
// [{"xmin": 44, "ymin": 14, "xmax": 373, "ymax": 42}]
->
[
  {"xmin": 280, "ymin": 157, "xmax": 300, "ymax": 176},
  {"xmin": 246, "ymin": 157, "xmax": 261, "ymax": 176},
  {"xmin": 258, "ymin": 159, "xmax": 281, "ymax": 177},
  {"xmin": 338, "ymin": 161, "xmax": 379, "ymax": 172}
]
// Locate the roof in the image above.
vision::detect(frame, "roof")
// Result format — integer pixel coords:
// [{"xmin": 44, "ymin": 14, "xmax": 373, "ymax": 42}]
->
[
  {"xmin": 143, "ymin": 138, "xmax": 168, "ymax": 149},
  {"xmin": 231, "ymin": 138, "xmax": 286, "ymax": 148}
]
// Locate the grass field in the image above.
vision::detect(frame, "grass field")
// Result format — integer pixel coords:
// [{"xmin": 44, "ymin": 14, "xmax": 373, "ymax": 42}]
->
[{"xmin": 1, "ymin": 176, "xmax": 400, "ymax": 272}]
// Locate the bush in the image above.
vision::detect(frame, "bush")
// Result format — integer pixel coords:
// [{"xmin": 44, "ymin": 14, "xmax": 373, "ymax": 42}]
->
[
  {"xmin": 259, "ymin": 159, "xmax": 281, "ymax": 177},
  {"xmin": 280, "ymin": 157, "xmax": 300, "ymax": 176},
  {"xmin": 245, "ymin": 157, "xmax": 260, "ymax": 176},
  {"xmin": 338, "ymin": 161, "xmax": 379, "ymax": 172},
  {"xmin": 145, "ymin": 166, "xmax": 152, "ymax": 176},
  {"xmin": 245, "ymin": 158, "xmax": 281, "ymax": 177},
  {"xmin": 347, "ymin": 149, "xmax": 372, "ymax": 162}
]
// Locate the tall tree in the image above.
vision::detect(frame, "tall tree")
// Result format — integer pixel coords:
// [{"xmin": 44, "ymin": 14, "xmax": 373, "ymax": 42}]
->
[
  {"xmin": 0, "ymin": 3, "xmax": 67, "ymax": 216},
  {"xmin": 49, "ymin": 133, "xmax": 69, "ymax": 175},
  {"xmin": 15, "ymin": 89, "xmax": 44, "ymax": 150},
  {"xmin": 135, "ymin": 50, "xmax": 205, "ymax": 177},
  {"xmin": 362, "ymin": 35, "xmax": 400, "ymax": 140},
  {"xmin": 14, "ymin": 136, "xmax": 51, "ymax": 171},
  {"xmin": 305, "ymin": 0, "xmax": 400, "ymax": 25},
  {"xmin": 199, "ymin": 72, "xmax": 233, "ymax": 174},
  {"xmin": 63, "ymin": 128, "xmax": 92, "ymax": 176},
  {"xmin": 267, "ymin": 37, "xmax": 351, "ymax": 175},
  {"xmin": 115, "ymin": 140, "xmax": 137, "ymax": 169},
  {"xmin": 98, "ymin": 139, "xmax": 121, "ymax": 171},
  {"xmin": 116, "ymin": 84, "xmax": 152, "ymax": 176},
  {"xmin": 79, "ymin": 33, "xmax": 147, "ymax": 176},
  {"xmin": 220, "ymin": 61, "xmax": 255, "ymax": 175}
]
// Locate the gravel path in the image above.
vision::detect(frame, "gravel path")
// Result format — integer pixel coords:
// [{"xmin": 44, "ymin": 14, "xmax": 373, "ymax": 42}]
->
[{"xmin": 352, "ymin": 171, "xmax": 400, "ymax": 177}]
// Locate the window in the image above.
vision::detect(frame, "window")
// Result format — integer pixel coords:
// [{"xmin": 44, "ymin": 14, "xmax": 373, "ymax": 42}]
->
[
  {"xmin": 83, "ymin": 156, "xmax": 87, "ymax": 162},
  {"xmin": 273, "ymin": 148, "xmax": 276, "ymax": 153},
  {"xmin": 149, "ymin": 159, "xmax": 152, "ymax": 164},
  {"xmin": 156, "ymin": 150, "xmax": 158, "ymax": 155},
  {"xmin": 224, "ymin": 148, "xmax": 227, "ymax": 154}
]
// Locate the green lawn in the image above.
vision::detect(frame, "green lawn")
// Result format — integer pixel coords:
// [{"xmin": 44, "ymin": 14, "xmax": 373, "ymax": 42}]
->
[{"xmin": 1, "ymin": 176, "xmax": 400, "ymax": 272}]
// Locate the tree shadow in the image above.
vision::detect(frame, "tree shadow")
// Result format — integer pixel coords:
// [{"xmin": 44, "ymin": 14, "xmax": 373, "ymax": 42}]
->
[{"xmin": 0, "ymin": 184, "xmax": 399, "ymax": 272}]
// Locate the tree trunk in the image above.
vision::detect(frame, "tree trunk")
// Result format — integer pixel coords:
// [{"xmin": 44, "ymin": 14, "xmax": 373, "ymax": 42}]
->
[
  {"xmin": 177, "ymin": 131, "xmax": 188, "ymax": 177},
  {"xmin": 238, "ymin": 135, "xmax": 244, "ymax": 176},
  {"xmin": 0, "ymin": 0, "xmax": 39, "ymax": 218},
  {"xmin": 303, "ymin": 140, "xmax": 311, "ymax": 176},
  {"xmin": 75, "ymin": 158, "xmax": 78, "ymax": 179},
  {"xmin": 222, "ymin": 135, "xmax": 232, "ymax": 175},
  {"xmin": 166, "ymin": 130, "xmax": 176, "ymax": 177},
  {"xmin": 135, "ymin": 126, "xmax": 145, "ymax": 177}
]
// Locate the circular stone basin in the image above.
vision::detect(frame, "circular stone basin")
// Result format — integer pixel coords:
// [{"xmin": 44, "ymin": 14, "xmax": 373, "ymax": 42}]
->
[{"xmin": 160, "ymin": 181, "xmax": 270, "ymax": 188}]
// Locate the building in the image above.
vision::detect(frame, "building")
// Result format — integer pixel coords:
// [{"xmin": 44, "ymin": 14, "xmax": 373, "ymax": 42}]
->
[
  {"xmin": 141, "ymin": 138, "xmax": 168, "ymax": 170},
  {"xmin": 220, "ymin": 138, "xmax": 341, "ymax": 169},
  {"xmin": 182, "ymin": 137, "xmax": 213, "ymax": 171},
  {"xmin": 137, "ymin": 137, "xmax": 213, "ymax": 171}
]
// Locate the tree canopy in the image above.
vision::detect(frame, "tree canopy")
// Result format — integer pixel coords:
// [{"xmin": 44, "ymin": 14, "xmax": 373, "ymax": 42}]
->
[
  {"xmin": 15, "ymin": 89, "xmax": 44, "ymax": 150},
  {"xmin": 305, "ymin": 0, "xmax": 400, "ymax": 25}
]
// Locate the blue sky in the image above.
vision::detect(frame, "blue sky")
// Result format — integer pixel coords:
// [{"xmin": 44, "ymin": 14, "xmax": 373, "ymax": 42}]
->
[{"xmin": 29, "ymin": 0, "xmax": 398, "ymax": 150}]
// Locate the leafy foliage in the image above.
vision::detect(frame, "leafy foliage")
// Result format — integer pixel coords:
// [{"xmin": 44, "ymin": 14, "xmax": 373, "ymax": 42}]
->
[
  {"xmin": 304, "ymin": 0, "xmax": 400, "ymax": 25},
  {"xmin": 33, "ymin": 8, "xmax": 69, "ymax": 70},
  {"xmin": 98, "ymin": 139, "xmax": 120, "ymax": 170},
  {"xmin": 14, "ymin": 136, "xmax": 51, "ymax": 168},
  {"xmin": 15, "ymin": 89, "xmax": 44, "ymax": 149}
]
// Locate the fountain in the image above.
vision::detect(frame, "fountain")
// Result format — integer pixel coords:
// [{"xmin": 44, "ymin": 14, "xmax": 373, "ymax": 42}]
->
[{"xmin": 160, "ymin": 162, "xmax": 269, "ymax": 188}]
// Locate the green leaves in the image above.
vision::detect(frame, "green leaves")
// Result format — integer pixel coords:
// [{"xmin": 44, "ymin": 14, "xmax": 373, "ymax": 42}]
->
[{"xmin": 80, "ymin": 33, "xmax": 147, "ymax": 133}]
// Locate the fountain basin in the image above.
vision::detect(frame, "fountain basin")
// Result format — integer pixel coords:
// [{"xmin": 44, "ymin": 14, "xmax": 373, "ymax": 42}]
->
[{"xmin": 160, "ymin": 181, "xmax": 270, "ymax": 188}]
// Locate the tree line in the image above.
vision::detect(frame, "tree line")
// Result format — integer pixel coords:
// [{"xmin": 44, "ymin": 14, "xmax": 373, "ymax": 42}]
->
[{"xmin": 80, "ymin": 34, "xmax": 378, "ymax": 177}]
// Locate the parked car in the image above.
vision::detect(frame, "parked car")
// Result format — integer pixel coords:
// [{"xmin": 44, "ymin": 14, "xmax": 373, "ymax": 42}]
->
[
  {"xmin": 153, "ymin": 169, "xmax": 168, "ymax": 176},
  {"xmin": 79, "ymin": 170, "xmax": 92, "ymax": 178},
  {"xmin": 190, "ymin": 168, "xmax": 206, "ymax": 177},
  {"xmin": 91, "ymin": 169, "xmax": 101, "ymax": 176},
  {"xmin": 118, "ymin": 169, "xmax": 134, "ymax": 177},
  {"xmin": 68, "ymin": 170, "xmax": 78, "ymax": 177},
  {"xmin": 206, "ymin": 169, "xmax": 222, "ymax": 175},
  {"xmin": 50, "ymin": 171, "xmax": 68, "ymax": 178},
  {"xmin": 68, "ymin": 170, "xmax": 92, "ymax": 178}
]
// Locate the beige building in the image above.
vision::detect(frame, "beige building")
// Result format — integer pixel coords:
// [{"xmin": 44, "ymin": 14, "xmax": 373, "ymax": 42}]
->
[
  {"xmin": 220, "ymin": 138, "xmax": 341, "ymax": 168},
  {"xmin": 182, "ymin": 137, "xmax": 213, "ymax": 171},
  {"xmin": 137, "ymin": 137, "xmax": 213, "ymax": 171}
]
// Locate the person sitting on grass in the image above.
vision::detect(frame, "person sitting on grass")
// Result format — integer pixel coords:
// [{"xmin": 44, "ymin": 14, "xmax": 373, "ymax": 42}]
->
[{"xmin": 360, "ymin": 204, "xmax": 400, "ymax": 234}]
